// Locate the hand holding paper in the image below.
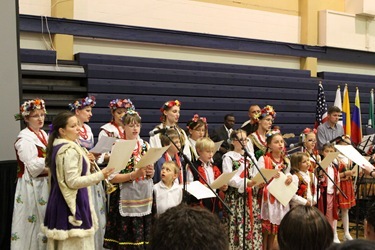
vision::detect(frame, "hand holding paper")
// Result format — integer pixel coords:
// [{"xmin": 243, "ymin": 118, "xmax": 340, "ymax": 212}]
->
[
  {"xmin": 251, "ymin": 169, "xmax": 278, "ymax": 186},
  {"xmin": 267, "ymin": 172, "xmax": 297, "ymax": 206}
]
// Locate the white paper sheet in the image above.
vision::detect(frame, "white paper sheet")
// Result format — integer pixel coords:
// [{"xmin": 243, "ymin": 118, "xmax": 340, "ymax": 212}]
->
[
  {"xmin": 186, "ymin": 181, "xmax": 216, "ymax": 199},
  {"xmin": 214, "ymin": 140, "xmax": 224, "ymax": 153},
  {"xmin": 251, "ymin": 169, "xmax": 279, "ymax": 186},
  {"xmin": 89, "ymin": 136, "xmax": 117, "ymax": 154},
  {"xmin": 267, "ymin": 172, "xmax": 298, "ymax": 206},
  {"xmin": 107, "ymin": 140, "xmax": 137, "ymax": 172},
  {"xmin": 209, "ymin": 170, "xmax": 238, "ymax": 189},
  {"xmin": 320, "ymin": 152, "xmax": 340, "ymax": 170},
  {"xmin": 134, "ymin": 145, "xmax": 170, "ymax": 169},
  {"xmin": 335, "ymin": 145, "xmax": 374, "ymax": 170}
]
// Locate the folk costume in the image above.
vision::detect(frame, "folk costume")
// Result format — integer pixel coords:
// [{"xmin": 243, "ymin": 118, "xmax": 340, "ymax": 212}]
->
[
  {"xmin": 11, "ymin": 128, "xmax": 49, "ymax": 249},
  {"xmin": 337, "ymin": 155, "xmax": 355, "ymax": 209},
  {"xmin": 186, "ymin": 114, "xmax": 208, "ymax": 163},
  {"xmin": 248, "ymin": 105, "xmax": 277, "ymax": 160},
  {"xmin": 291, "ymin": 170, "xmax": 318, "ymax": 207},
  {"xmin": 248, "ymin": 131, "xmax": 267, "ymax": 160},
  {"xmin": 97, "ymin": 98, "xmax": 134, "ymax": 165},
  {"xmin": 222, "ymin": 151, "xmax": 263, "ymax": 250},
  {"xmin": 11, "ymin": 99, "xmax": 49, "ymax": 250},
  {"xmin": 42, "ymin": 139, "xmax": 105, "ymax": 249},
  {"xmin": 103, "ymin": 138, "xmax": 153, "ymax": 249},
  {"xmin": 257, "ymin": 152, "xmax": 291, "ymax": 235},
  {"xmin": 192, "ymin": 159, "xmax": 222, "ymax": 214},
  {"xmin": 149, "ymin": 100, "xmax": 191, "ymax": 161},
  {"xmin": 70, "ymin": 96, "xmax": 107, "ymax": 250},
  {"xmin": 300, "ymin": 128, "xmax": 321, "ymax": 172},
  {"xmin": 318, "ymin": 162, "xmax": 340, "ymax": 228}
]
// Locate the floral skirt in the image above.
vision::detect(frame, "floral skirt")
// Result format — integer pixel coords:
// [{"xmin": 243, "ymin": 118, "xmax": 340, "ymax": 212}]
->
[{"xmin": 222, "ymin": 187, "xmax": 263, "ymax": 250}]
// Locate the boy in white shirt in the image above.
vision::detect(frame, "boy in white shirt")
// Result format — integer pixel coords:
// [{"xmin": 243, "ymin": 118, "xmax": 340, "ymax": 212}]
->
[{"xmin": 153, "ymin": 161, "xmax": 183, "ymax": 215}]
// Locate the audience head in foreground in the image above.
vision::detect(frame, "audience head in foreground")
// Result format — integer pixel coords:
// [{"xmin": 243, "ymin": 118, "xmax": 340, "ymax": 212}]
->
[
  {"xmin": 278, "ymin": 205, "xmax": 333, "ymax": 250},
  {"xmin": 149, "ymin": 204, "xmax": 229, "ymax": 250},
  {"xmin": 327, "ymin": 239, "xmax": 375, "ymax": 250}
]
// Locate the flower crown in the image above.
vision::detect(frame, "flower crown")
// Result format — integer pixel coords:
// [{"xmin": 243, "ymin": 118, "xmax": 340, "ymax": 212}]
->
[
  {"xmin": 302, "ymin": 127, "xmax": 317, "ymax": 135},
  {"xmin": 126, "ymin": 109, "xmax": 141, "ymax": 118},
  {"xmin": 186, "ymin": 114, "xmax": 207, "ymax": 129},
  {"xmin": 109, "ymin": 98, "xmax": 135, "ymax": 111},
  {"xmin": 254, "ymin": 105, "xmax": 276, "ymax": 122},
  {"xmin": 300, "ymin": 128, "xmax": 317, "ymax": 143},
  {"xmin": 265, "ymin": 129, "xmax": 281, "ymax": 139},
  {"xmin": 160, "ymin": 100, "xmax": 181, "ymax": 113},
  {"xmin": 15, "ymin": 99, "xmax": 47, "ymax": 121},
  {"xmin": 69, "ymin": 96, "xmax": 96, "ymax": 111}
]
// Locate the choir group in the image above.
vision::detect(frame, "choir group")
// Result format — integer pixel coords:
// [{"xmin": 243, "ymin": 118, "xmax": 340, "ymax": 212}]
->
[{"xmin": 10, "ymin": 97, "xmax": 375, "ymax": 250}]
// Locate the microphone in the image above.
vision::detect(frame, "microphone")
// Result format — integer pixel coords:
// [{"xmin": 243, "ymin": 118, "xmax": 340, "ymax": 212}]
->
[
  {"xmin": 289, "ymin": 142, "xmax": 304, "ymax": 149},
  {"xmin": 328, "ymin": 135, "xmax": 344, "ymax": 144},
  {"xmin": 149, "ymin": 128, "xmax": 168, "ymax": 136}
]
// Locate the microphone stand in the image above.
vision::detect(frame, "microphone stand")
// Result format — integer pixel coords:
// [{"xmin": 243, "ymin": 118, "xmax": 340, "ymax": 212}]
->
[
  {"xmin": 340, "ymin": 136, "xmax": 372, "ymax": 238},
  {"xmin": 162, "ymin": 130, "xmax": 232, "ymax": 215},
  {"xmin": 354, "ymin": 163, "xmax": 364, "ymax": 238},
  {"xmin": 234, "ymin": 133, "xmax": 268, "ymax": 249}
]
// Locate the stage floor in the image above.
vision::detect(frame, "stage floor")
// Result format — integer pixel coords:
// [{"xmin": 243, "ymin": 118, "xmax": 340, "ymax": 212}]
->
[{"xmin": 337, "ymin": 220, "xmax": 365, "ymax": 241}]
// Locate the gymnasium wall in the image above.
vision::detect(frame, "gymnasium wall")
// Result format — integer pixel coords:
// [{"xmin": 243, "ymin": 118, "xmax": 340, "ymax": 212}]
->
[
  {"xmin": 18, "ymin": 0, "xmax": 375, "ymax": 75},
  {"xmin": 20, "ymin": 0, "xmax": 300, "ymax": 43}
]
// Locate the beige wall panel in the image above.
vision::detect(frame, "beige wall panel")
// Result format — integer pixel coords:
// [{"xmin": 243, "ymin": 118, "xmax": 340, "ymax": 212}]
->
[
  {"xmin": 74, "ymin": 37, "xmax": 301, "ymax": 69},
  {"xmin": 318, "ymin": 59, "xmax": 375, "ymax": 76},
  {"xmin": 193, "ymin": 0, "xmax": 299, "ymax": 15},
  {"xmin": 19, "ymin": 0, "xmax": 51, "ymax": 16},
  {"xmin": 74, "ymin": 0, "xmax": 300, "ymax": 43},
  {"xmin": 319, "ymin": 10, "xmax": 375, "ymax": 51},
  {"xmin": 20, "ymin": 32, "xmax": 51, "ymax": 50}
]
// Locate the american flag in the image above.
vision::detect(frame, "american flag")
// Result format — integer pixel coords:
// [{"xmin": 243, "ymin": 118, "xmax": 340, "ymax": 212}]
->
[{"xmin": 314, "ymin": 83, "xmax": 328, "ymax": 129}]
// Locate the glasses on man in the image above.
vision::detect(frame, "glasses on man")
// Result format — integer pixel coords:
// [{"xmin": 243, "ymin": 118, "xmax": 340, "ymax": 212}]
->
[{"xmin": 307, "ymin": 139, "xmax": 317, "ymax": 143}]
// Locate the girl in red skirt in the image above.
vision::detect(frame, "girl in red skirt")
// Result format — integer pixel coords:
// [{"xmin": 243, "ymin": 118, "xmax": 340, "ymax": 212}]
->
[{"xmin": 336, "ymin": 136, "xmax": 356, "ymax": 241}]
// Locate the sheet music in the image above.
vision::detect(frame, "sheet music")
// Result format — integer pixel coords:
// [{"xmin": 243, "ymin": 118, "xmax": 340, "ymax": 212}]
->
[
  {"xmin": 335, "ymin": 145, "xmax": 373, "ymax": 169},
  {"xmin": 186, "ymin": 181, "xmax": 216, "ymax": 199},
  {"xmin": 267, "ymin": 172, "xmax": 298, "ymax": 206},
  {"xmin": 209, "ymin": 170, "xmax": 238, "ymax": 189},
  {"xmin": 214, "ymin": 140, "xmax": 224, "ymax": 153},
  {"xmin": 134, "ymin": 146, "xmax": 170, "ymax": 169},
  {"xmin": 107, "ymin": 140, "xmax": 137, "ymax": 172},
  {"xmin": 89, "ymin": 136, "xmax": 117, "ymax": 154},
  {"xmin": 320, "ymin": 152, "xmax": 340, "ymax": 170}
]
